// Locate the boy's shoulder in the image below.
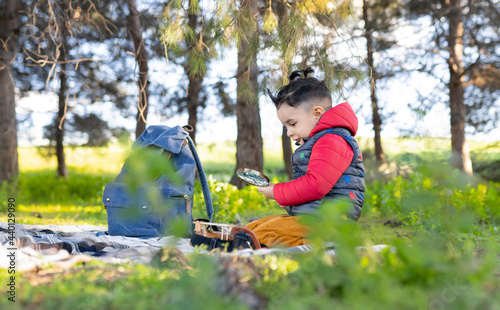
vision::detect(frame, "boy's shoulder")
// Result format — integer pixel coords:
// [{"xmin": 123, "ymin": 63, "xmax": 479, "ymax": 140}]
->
[
  {"xmin": 312, "ymin": 127, "xmax": 353, "ymax": 142},
  {"xmin": 311, "ymin": 102, "xmax": 358, "ymax": 137},
  {"xmin": 309, "ymin": 128, "xmax": 359, "ymax": 158}
]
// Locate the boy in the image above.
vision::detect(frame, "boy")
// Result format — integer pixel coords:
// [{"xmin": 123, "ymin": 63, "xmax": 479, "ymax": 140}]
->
[{"xmin": 246, "ymin": 68, "xmax": 365, "ymax": 247}]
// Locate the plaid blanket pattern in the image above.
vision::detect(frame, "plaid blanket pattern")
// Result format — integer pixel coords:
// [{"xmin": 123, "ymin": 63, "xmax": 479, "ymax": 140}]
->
[
  {"xmin": 0, "ymin": 222, "xmax": 390, "ymax": 272},
  {"xmin": 0, "ymin": 222, "xmax": 193, "ymax": 270}
]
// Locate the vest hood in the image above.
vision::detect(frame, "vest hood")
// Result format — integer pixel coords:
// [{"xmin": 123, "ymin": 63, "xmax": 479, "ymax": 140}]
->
[{"xmin": 310, "ymin": 102, "xmax": 358, "ymax": 137}]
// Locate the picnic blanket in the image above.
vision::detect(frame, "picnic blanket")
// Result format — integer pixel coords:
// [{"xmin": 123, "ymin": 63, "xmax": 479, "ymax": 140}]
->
[{"xmin": 0, "ymin": 222, "xmax": 390, "ymax": 272}]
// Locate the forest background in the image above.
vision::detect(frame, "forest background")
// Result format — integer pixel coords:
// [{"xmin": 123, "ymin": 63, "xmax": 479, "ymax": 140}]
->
[{"xmin": 0, "ymin": 0, "xmax": 500, "ymax": 309}]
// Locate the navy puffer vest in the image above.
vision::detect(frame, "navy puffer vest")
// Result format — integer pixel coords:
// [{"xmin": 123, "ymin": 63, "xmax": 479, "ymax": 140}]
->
[{"xmin": 285, "ymin": 127, "xmax": 365, "ymax": 220}]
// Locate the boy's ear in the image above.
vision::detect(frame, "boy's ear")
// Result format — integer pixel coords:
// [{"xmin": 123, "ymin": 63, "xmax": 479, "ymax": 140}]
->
[{"xmin": 312, "ymin": 106, "xmax": 325, "ymax": 117}]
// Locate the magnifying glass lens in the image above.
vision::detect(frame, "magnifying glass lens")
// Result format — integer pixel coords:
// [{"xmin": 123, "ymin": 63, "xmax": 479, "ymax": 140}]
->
[{"xmin": 236, "ymin": 168, "xmax": 270, "ymax": 187}]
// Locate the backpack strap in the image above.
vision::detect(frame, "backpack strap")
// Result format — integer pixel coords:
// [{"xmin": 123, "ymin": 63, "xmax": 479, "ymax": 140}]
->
[{"xmin": 186, "ymin": 135, "xmax": 214, "ymax": 222}]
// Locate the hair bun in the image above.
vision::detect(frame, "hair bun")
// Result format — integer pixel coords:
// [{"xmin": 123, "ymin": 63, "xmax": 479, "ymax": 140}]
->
[
  {"xmin": 303, "ymin": 67, "xmax": 314, "ymax": 77},
  {"xmin": 269, "ymin": 66, "xmax": 329, "ymax": 108},
  {"xmin": 288, "ymin": 67, "xmax": 315, "ymax": 82},
  {"xmin": 289, "ymin": 70, "xmax": 303, "ymax": 82}
]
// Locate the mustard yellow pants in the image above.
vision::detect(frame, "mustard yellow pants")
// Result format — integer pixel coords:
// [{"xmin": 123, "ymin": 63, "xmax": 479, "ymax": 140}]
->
[{"xmin": 244, "ymin": 214, "xmax": 308, "ymax": 248}]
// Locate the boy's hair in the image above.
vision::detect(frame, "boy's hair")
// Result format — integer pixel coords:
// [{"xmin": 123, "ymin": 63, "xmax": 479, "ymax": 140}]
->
[{"xmin": 267, "ymin": 67, "xmax": 332, "ymax": 110}]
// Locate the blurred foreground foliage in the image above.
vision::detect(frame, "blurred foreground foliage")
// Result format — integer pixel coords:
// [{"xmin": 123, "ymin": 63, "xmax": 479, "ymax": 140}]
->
[
  {"xmin": 256, "ymin": 203, "xmax": 500, "ymax": 310},
  {"xmin": 1, "ymin": 183, "xmax": 498, "ymax": 309}
]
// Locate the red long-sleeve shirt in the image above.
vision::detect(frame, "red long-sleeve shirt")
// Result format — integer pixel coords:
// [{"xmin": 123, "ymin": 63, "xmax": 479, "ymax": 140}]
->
[{"xmin": 273, "ymin": 102, "xmax": 358, "ymax": 206}]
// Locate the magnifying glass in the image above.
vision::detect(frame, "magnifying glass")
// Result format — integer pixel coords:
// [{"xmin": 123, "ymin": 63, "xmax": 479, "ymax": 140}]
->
[{"xmin": 236, "ymin": 168, "xmax": 270, "ymax": 187}]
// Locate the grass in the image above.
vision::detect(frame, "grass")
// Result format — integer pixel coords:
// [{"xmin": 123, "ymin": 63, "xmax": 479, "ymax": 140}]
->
[
  {"xmin": 21, "ymin": 145, "xmax": 129, "ymax": 173},
  {"xmin": 1, "ymin": 137, "xmax": 499, "ymax": 309},
  {"xmin": 12, "ymin": 205, "xmax": 107, "ymax": 226}
]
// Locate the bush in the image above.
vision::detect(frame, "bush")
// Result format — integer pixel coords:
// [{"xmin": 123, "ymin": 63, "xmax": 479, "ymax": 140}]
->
[
  {"xmin": 257, "ymin": 201, "xmax": 500, "ymax": 310},
  {"xmin": 365, "ymin": 164, "xmax": 500, "ymax": 226},
  {"xmin": 192, "ymin": 175, "xmax": 282, "ymax": 223}
]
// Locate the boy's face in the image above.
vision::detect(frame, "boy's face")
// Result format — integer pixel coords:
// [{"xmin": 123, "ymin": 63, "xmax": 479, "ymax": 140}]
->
[{"xmin": 277, "ymin": 103, "xmax": 323, "ymax": 145}]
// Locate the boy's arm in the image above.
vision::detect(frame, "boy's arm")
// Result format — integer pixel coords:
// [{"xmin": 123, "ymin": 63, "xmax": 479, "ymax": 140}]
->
[{"xmin": 273, "ymin": 134, "xmax": 354, "ymax": 206}]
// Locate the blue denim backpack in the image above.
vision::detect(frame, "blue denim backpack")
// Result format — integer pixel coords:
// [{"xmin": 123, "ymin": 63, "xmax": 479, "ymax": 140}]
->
[{"xmin": 102, "ymin": 125, "xmax": 214, "ymax": 237}]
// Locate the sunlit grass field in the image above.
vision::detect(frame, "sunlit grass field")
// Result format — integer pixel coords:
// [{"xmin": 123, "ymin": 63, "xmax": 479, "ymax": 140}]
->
[{"xmin": 1, "ymin": 137, "xmax": 499, "ymax": 227}]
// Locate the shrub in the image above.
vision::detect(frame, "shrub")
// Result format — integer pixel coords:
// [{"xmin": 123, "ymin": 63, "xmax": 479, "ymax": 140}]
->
[
  {"xmin": 192, "ymin": 175, "xmax": 282, "ymax": 223},
  {"xmin": 257, "ymin": 201, "xmax": 500, "ymax": 310},
  {"xmin": 365, "ymin": 165, "xmax": 500, "ymax": 226}
]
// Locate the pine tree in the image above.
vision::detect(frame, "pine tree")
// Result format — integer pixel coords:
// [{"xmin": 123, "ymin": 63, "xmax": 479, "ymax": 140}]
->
[
  {"xmin": 55, "ymin": 2, "xmax": 70, "ymax": 177},
  {"xmin": 230, "ymin": 0, "xmax": 264, "ymax": 188},
  {"xmin": 405, "ymin": 0, "xmax": 500, "ymax": 174},
  {"xmin": 23, "ymin": 0, "xmax": 76, "ymax": 177},
  {"xmin": 361, "ymin": 0, "xmax": 402, "ymax": 165},
  {"xmin": 160, "ymin": 0, "xmax": 226, "ymax": 144},
  {"xmin": 0, "ymin": 0, "xmax": 21, "ymax": 183},
  {"xmin": 19, "ymin": 0, "xmax": 135, "ymax": 176},
  {"xmin": 276, "ymin": 0, "xmax": 293, "ymax": 180},
  {"xmin": 126, "ymin": 0, "xmax": 150, "ymax": 139}
]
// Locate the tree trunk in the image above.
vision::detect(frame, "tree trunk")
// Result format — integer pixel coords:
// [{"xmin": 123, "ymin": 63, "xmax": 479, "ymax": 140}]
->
[
  {"xmin": 276, "ymin": 0, "xmax": 293, "ymax": 180},
  {"xmin": 127, "ymin": 0, "xmax": 150, "ymax": 139},
  {"xmin": 0, "ymin": 0, "xmax": 19, "ymax": 183},
  {"xmin": 186, "ymin": 74, "xmax": 202, "ymax": 145},
  {"xmin": 363, "ymin": 0, "xmax": 386, "ymax": 165},
  {"xmin": 230, "ymin": 0, "xmax": 263, "ymax": 188},
  {"xmin": 56, "ymin": 7, "xmax": 69, "ymax": 178},
  {"xmin": 185, "ymin": 1, "xmax": 203, "ymax": 145},
  {"xmin": 281, "ymin": 126, "xmax": 294, "ymax": 180},
  {"xmin": 447, "ymin": 0, "xmax": 473, "ymax": 174}
]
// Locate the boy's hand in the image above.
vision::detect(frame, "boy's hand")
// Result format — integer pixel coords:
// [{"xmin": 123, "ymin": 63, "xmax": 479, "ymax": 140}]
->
[{"xmin": 257, "ymin": 183, "xmax": 275, "ymax": 200}]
